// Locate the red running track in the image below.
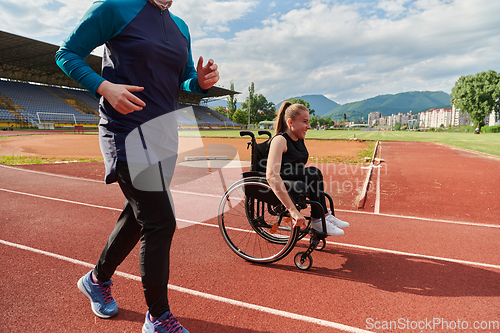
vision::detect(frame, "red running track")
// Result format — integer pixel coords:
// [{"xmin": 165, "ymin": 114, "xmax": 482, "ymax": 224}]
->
[{"xmin": 1, "ymin": 141, "xmax": 500, "ymax": 332}]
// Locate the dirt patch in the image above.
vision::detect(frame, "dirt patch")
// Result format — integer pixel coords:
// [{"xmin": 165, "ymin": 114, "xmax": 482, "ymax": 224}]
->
[
  {"xmin": 180, "ymin": 137, "xmax": 370, "ymax": 164},
  {"xmin": 2, "ymin": 132, "xmax": 370, "ymax": 210},
  {"xmin": 0, "ymin": 133, "xmax": 371, "ymax": 163},
  {"xmin": 0, "ymin": 134, "xmax": 102, "ymax": 160}
]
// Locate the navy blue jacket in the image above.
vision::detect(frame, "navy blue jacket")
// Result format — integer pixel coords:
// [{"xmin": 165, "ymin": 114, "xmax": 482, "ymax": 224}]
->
[{"xmin": 56, "ymin": 0, "xmax": 205, "ymax": 183}]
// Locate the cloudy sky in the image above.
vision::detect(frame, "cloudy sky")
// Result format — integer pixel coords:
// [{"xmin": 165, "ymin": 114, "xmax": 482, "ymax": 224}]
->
[{"xmin": 1, "ymin": 0, "xmax": 499, "ymax": 104}]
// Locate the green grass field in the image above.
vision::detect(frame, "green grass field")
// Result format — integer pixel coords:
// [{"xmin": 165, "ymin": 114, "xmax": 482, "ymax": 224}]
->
[
  {"xmin": 0, "ymin": 156, "xmax": 102, "ymax": 165},
  {"xmin": 180, "ymin": 129, "xmax": 500, "ymax": 157}
]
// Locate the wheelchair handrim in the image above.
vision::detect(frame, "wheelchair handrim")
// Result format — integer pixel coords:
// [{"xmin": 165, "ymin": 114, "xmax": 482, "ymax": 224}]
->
[{"xmin": 217, "ymin": 180, "xmax": 300, "ymax": 263}]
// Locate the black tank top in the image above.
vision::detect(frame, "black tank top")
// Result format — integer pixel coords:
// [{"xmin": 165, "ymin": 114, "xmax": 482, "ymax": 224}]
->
[{"xmin": 277, "ymin": 132, "xmax": 309, "ymax": 174}]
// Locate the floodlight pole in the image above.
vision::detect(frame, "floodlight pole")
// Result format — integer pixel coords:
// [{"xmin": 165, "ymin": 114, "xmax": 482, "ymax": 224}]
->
[{"xmin": 248, "ymin": 85, "xmax": 251, "ymax": 128}]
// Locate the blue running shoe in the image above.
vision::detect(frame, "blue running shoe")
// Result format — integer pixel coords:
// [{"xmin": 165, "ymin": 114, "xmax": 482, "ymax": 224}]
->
[
  {"xmin": 77, "ymin": 270, "xmax": 118, "ymax": 319},
  {"xmin": 142, "ymin": 310, "xmax": 189, "ymax": 333}
]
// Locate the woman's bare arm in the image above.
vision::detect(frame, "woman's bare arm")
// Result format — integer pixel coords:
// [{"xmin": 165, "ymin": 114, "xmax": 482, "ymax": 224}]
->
[{"xmin": 266, "ymin": 136, "xmax": 307, "ymax": 229}]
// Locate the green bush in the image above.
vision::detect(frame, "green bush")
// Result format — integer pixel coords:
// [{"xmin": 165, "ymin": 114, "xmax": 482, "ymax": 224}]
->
[{"xmin": 484, "ymin": 125, "xmax": 500, "ymax": 133}]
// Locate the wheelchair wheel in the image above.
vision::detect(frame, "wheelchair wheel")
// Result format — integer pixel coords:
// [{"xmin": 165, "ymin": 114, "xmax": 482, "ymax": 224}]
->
[
  {"xmin": 218, "ymin": 179, "xmax": 300, "ymax": 264},
  {"xmin": 245, "ymin": 195, "xmax": 291, "ymax": 245},
  {"xmin": 294, "ymin": 251, "xmax": 313, "ymax": 270},
  {"xmin": 315, "ymin": 239, "xmax": 326, "ymax": 251}
]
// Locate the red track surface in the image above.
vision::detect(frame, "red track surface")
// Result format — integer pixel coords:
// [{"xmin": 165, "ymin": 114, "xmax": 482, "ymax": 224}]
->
[{"xmin": 2, "ymin": 141, "xmax": 500, "ymax": 332}]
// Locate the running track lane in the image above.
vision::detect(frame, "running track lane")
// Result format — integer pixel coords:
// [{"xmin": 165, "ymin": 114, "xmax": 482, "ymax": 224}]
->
[
  {"xmin": 2, "ymin": 153, "xmax": 500, "ymax": 332},
  {"xmin": 374, "ymin": 141, "xmax": 500, "ymax": 223}
]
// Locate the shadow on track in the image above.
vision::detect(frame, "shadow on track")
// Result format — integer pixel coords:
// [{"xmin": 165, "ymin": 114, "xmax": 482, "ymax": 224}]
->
[
  {"xmin": 179, "ymin": 317, "xmax": 270, "ymax": 333},
  {"xmin": 265, "ymin": 245, "xmax": 500, "ymax": 297}
]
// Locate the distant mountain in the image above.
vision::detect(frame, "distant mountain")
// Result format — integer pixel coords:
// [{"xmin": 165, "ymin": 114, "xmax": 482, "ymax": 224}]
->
[
  {"xmin": 280, "ymin": 94, "xmax": 341, "ymax": 117},
  {"xmin": 204, "ymin": 91, "xmax": 452, "ymax": 122},
  {"xmin": 206, "ymin": 94, "xmax": 340, "ymax": 117},
  {"xmin": 323, "ymin": 91, "xmax": 451, "ymax": 121}
]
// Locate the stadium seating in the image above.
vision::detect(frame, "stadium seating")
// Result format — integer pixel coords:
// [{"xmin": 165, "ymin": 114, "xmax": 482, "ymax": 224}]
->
[
  {"xmin": 179, "ymin": 103, "xmax": 238, "ymax": 128},
  {"xmin": 0, "ymin": 80, "xmax": 239, "ymax": 128},
  {"xmin": 0, "ymin": 80, "xmax": 99, "ymax": 125},
  {"xmin": 0, "ymin": 109, "xmax": 17, "ymax": 121}
]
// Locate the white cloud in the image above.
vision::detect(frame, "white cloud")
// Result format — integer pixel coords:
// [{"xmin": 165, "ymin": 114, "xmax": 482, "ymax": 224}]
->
[
  {"xmin": 172, "ymin": 0, "xmax": 257, "ymax": 38},
  {"xmin": 192, "ymin": 0, "xmax": 500, "ymax": 103},
  {"xmin": 376, "ymin": 0, "xmax": 411, "ymax": 18},
  {"xmin": 0, "ymin": 0, "xmax": 93, "ymax": 41},
  {"xmin": 0, "ymin": 0, "xmax": 499, "ymax": 105}
]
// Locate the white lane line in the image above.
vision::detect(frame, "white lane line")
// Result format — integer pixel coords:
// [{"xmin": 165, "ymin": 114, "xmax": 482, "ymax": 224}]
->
[
  {"xmin": 2, "ymin": 187, "xmax": 500, "ymax": 271},
  {"xmin": 170, "ymin": 189, "xmax": 222, "ymax": 199},
  {"xmin": 0, "ymin": 188, "xmax": 122, "ymax": 211},
  {"xmin": 0, "ymin": 164, "xmax": 223, "ymax": 198},
  {"xmin": 0, "ymin": 163, "xmax": 103, "ymax": 183},
  {"xmin": 2, "ymin": 163, "xmax": 496, "ymax": 229},
  {"xmin": 0, "ymin": 239, "xmax": 372, "ymax": 333},
  {"xmin": 329, "ymin": 241, "xmax": 500, "ymax": 271},
  {"xmin": 335, "ymin": 208, "xmax": 500, "ymax": 229},
  {"xmin": 374, "ymin": 144, "xmax": 381, "ymax": 215},
  {"xmin": 3, "ymin": 185, "xmax": 500, "ymax": 233},
  {"xmin": 374, "ymin": 165, "xmax": 380, "ymax": 214}
]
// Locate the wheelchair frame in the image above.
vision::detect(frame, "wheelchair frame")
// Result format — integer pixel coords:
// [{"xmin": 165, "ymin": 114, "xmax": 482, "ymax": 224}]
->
[{"xmin": 217, "ymin": 130, "xmax": 336, "ymax": 270}]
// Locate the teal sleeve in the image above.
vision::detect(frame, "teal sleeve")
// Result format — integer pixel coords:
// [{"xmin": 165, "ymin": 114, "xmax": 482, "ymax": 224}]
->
[
  {"xmin": 55, "ymin": 0, "xmax": 146, "ymax": 97},
  {"xmin": 170, "ymin": 12, "xmax": 208, "ymax": 95}
]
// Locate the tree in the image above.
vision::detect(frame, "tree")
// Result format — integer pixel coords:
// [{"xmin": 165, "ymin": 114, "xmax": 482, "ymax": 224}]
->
[
  {"xmin": 226, "ymin": 82, "xmax": 237, "ymax": 120},
  {"xmin": 318, "ymin": 117, "xmax": 326, "ymax": 127},
  {"xmin": 287, "ymin": 98, "xmax": 316, "ymax": 116},
  {"xmin": 451, "ymin": 70, "xmax": 500, "ymax": 133},
  {"xmin": 232, "ymin": 109, "xmax": 248, "ymax": 125},
  {"xmin": 241, "ymin": 82, "xmax": 276, "ymax": 123},
  {"xmin": 324, "ymin": 117, "xmax": 334, "ymax": 128},
  {"xmin": 310, "ymin": 115, "xmax": 318, "ymax": 128},
  {"xmin": 212, "ymin": 106, "xmax": 226, "ymax": 116}
]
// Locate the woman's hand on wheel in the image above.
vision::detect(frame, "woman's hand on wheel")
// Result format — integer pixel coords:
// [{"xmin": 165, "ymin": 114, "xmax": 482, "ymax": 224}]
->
[{"xmin": 289, "ymin": 209, "xmax": 307, "ymax": 230}]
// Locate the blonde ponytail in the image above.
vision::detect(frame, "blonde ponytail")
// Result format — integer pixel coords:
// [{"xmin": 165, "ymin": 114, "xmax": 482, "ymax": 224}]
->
[
  {"xmin": 275, "ymin": 101, "xmax": 291, "ymax": 134},
  {"xmin": 274, "ymin": 101, "xmax": 309, "ymax": 135}
]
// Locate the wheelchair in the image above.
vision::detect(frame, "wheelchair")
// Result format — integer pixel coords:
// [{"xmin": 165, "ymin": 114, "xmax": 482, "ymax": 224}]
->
[{"xmin": 217, "ymin": 130, "xmax": 336, "ymax": 270}]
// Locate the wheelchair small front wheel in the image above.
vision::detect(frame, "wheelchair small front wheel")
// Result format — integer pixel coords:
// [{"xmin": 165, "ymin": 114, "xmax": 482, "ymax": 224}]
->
[
  {"xmin": 315, "ymin": 239, "xmax": 326, "ymax": 251},
  {"xmin": 294, "ymin": 251, "xmax": 313, "ymax": 270}
]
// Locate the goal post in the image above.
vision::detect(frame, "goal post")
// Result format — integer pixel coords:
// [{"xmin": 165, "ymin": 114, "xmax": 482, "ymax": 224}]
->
[{"xmin": 36, "ymin": 112, "xmax": 77, "ymax": 126}]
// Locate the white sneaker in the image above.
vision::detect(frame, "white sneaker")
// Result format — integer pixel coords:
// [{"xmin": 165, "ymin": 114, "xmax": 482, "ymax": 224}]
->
[
  {"xmin": 326, "ymin": 212, "xmax": 349, "ymax": 228},
  {"xmin": 311, "ymin": 218, "xmax": 344, "ymax": 236}
]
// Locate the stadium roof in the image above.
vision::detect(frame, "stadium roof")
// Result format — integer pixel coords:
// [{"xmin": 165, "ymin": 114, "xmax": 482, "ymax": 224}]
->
[{"xmin": 0, "ymin": 30, "xmax": 239, "ymax": 104}]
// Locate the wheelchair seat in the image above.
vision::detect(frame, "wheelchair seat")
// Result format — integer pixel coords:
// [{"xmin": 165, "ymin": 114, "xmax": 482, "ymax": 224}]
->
[
  {"xmin": 240, "ymin": 130, "xmax": 308, "ymax": 208},
  {"xmin": 241, "ymin": 171, "xmax": 307, "ymax": 208}
]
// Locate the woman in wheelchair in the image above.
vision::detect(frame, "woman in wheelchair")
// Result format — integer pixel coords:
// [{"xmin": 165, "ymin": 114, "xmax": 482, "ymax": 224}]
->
[{"xmin": 266, "ymin": 101, "xmax": 349, "ymax": 236}]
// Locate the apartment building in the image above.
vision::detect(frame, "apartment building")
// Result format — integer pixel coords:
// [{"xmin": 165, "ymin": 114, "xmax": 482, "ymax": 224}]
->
[
  {"xmin": 369, "ymin": 107, "xmax": 495, "ymax": 129},
  {"xmin": 419, "ymin": 108, "xmax": 453, "ymax": 128},
  {"xmin": 368, "ymin": 111, "xmax": 382, "ymax": 126},
  {"xmin": 488, "ymin": 111, "xmax": 500, "ymax": 126},
  {"xmin": 368, "ymin": 111, "xmax": 418, "ymax": 128},
  {"xmin": 450, "ymin": 105, "xmax": 472, "ymax": 127}
]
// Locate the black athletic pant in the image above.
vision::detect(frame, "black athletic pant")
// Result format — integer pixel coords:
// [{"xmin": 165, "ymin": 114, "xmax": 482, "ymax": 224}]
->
[
  {"xmin": 280, "ymin": 166, "xmax": 327, "ymax": 218},
  {"xmin": 94, "ymin": 160, "xmax": 176, "ymax": 317}
]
